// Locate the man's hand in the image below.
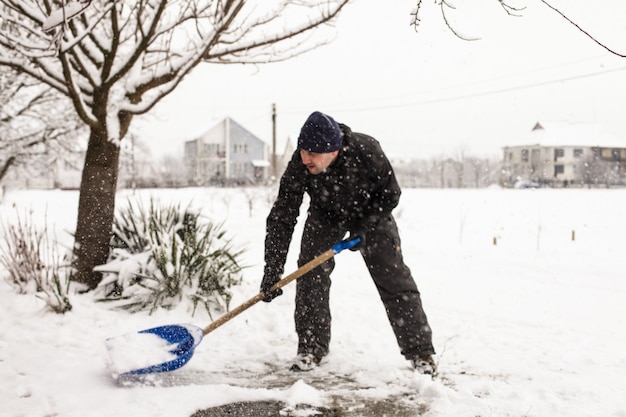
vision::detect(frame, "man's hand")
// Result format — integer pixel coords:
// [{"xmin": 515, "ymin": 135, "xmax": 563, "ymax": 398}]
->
[
  {"xmin": 348, "ymin": 228, "xmax": 367, "ymax": 251},
  {"xmin": 260, "ymin": 273, "xmax": 283, "ymax": 302}
]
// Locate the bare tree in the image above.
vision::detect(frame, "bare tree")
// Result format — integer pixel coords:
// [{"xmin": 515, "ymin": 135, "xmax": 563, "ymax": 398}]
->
[
  {"xmin": 0, "ymin": 67, "xmax": 83, "ymax": 183},
  {"xmin": 411, "ymin": 0, "xmax": 626, "ymax": 58},
  {"xmin": 448, "ymin": 149, "xmax": 466, "ymax": 188},
  {"xmin": 0, "ymin": 0, "xmax": 350, "ymax": 289}
]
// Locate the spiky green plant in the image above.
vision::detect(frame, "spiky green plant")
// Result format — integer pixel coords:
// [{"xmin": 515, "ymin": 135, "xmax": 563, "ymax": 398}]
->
[{"xmin": 97, "ymin": 198, "xmax": 244, "ymax": 316}]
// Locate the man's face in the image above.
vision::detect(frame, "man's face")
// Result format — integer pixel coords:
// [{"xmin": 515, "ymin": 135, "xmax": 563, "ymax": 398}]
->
[{"xmin": 300, "ymin": 149, "xmax": 339, "ymax": 175}]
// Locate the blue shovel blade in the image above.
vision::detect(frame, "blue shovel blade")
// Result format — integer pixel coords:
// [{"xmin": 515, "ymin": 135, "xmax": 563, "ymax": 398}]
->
[{"xmin": 106, "ymin": 324, "xmax": 204, "ymax": 376}]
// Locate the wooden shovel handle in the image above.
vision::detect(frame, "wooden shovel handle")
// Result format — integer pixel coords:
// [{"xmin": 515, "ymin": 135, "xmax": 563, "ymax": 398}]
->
[{"xmin": 202, "ymin": 248, "xmax": 335, "ymax": 336}]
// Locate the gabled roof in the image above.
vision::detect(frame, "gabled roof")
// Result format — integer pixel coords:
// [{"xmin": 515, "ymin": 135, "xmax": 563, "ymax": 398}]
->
[
  {"xmin": 186, "ymin": 117, "xmax": 265, "ymax": 145},
  {"xmin": 512, "ymin": 121, "xmax": 625, "ymax": 149}
]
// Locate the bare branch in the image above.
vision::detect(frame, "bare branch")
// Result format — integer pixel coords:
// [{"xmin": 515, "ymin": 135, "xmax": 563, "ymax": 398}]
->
[
  {"xmin": 498, "ymin": 0, "xmax": 525, "ymax": 16},
  {"xmin": 409, "ymin": 0, "xmax": 422, "ymax": 32},
  {"xmin": 538, "ymin": 0, "xmax": 626, "ymax": 58},
  {"xmin": 412, "ymin": 0, "xmax": 625, "ymax": 58},
  {"xmin": 410, "ymin": 0, "xmax": 483, "ymax": 40},
  {"xmin": 440, "ymin": 0, "xmax": 480, "ymax": 42}
]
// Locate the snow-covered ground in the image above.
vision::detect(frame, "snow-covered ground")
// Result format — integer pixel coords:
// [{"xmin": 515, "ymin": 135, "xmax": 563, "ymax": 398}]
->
[{"xmin": 1, "ymin": 187, "xmax": 625, "ymax": 416}]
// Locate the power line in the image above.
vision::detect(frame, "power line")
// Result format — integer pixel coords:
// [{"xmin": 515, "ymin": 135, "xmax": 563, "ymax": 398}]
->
[{"xmin": 336, "ymin": 65, "xmax": 626, "ymax": 113}]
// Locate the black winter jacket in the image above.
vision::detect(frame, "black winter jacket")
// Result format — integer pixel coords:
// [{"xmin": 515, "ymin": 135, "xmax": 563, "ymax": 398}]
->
[{"xmin": 264, "ymin": 124, "xmax": 402, "ymax": 278}]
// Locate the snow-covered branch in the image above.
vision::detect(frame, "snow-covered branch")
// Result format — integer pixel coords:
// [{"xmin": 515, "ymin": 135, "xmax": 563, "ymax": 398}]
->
[
  {"xmin": 0, "ymin": 68, "xmax": 84, "ymax": 182},
  {"xmin": 41, "ymin": 1, "xmax": 92, "ymax": 33},
  {"xmin": 2, "ymin": 0, "xmax": 352, "ymax": 291},
  {"xmin": 1, "ymin": 0, "xmax": 350, "ymax": 133}
]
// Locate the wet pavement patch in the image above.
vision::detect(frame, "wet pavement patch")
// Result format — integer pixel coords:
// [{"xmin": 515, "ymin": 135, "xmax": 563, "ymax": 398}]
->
[
  {"xmin": 191, "ymin": 398, "xmax": 426, "ymax": 416},
  {"xmin": 191, "ymin": 401, "xmax": 336, "ymax": 417}
]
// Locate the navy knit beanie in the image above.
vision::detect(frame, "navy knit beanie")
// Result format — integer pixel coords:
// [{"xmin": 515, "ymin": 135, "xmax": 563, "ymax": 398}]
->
[{"xmin": 297, "ymin": 111, "xmax": 343, "ymax": 153}]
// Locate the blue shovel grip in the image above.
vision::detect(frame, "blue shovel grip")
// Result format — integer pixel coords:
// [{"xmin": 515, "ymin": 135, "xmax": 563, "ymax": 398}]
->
[{"xmin": 331, "ymin": 237, "xmax": 361, "ymax": 254}]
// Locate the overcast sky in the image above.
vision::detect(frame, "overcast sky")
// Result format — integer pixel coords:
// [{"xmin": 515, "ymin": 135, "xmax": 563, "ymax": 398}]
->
[{"xmin": 135, "ymin": 0, "xmax": 626, "ymax": 161}]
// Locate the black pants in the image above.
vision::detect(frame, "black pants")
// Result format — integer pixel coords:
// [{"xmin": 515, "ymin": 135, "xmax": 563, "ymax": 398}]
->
[{"xmin": 295, "ymin": 215, "xmax": 435, "ymax": 360}]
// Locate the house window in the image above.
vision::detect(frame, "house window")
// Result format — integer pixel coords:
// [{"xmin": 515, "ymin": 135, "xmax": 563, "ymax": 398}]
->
[
  {"xmin": 554, "ymin": 165, "xmax": 564, "ymax": 176},
  {"xmin": 554, "ymin": 148, "xmax": 564, "ymax": 161},
  {"xmin": 574, "ymin": 149, "xmax": 583, "ymax": 158},
  {"xmin": 521, "ymin": 149, "xmax": 529, "ymax": 163},
  {"xmin": 611, "ymin": 149, "xmax": 620, "ymax": 161},
  {"xmin": 531, "ymin": 149, "xmax": 540, "ymax": 161}
]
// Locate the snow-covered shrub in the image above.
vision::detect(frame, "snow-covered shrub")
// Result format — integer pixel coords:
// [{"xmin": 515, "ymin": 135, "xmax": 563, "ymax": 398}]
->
[
  {"xmin": 0, "ymin": 208, "xmax": 72, "ymax": 313},
  {"xmin": 95, "ymin": 198, "xmax": 244, "ymax": 316}
]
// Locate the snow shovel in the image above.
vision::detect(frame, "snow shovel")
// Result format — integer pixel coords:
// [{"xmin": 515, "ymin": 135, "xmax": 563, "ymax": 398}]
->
[{"xmin": 105, "ymin": 238, "xmax": 360, "ymax": 376}]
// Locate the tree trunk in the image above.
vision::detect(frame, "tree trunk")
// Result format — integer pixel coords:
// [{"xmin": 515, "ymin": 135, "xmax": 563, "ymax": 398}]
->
[
  {"xmin": 0, "ymin": 155, "xmax": 16, "ymax": 182},
  {"xmin": 72, "ymin": 126, "xmax": 120, "ymax": 290}
]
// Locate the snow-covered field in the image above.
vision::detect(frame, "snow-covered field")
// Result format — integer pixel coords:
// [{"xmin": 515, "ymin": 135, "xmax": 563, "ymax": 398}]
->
[{"xmin": 1, "ymin": 187, "xmax": 625, "ymax": 417}]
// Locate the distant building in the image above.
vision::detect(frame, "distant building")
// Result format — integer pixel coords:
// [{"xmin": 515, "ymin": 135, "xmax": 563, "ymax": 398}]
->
[
  {"xmin": 501, "ymin": 122, "xmax": 626, "ymax": 188},
  {"xmin": 184, "ymin": 117, "xmax": 270, "ymax": 185},
  {"xmin": 2, "ymin": 153, "xmax": 82, "ymax": 190}
]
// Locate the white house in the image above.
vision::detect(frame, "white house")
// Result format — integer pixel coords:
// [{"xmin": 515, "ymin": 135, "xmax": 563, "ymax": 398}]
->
[
  {"xmin": 501, "ymin": 122, "xmax": 626, "ymax": 187},
  {"xmin": 184, "ymin": 117, "xmax": 270, "ymax": 185}
]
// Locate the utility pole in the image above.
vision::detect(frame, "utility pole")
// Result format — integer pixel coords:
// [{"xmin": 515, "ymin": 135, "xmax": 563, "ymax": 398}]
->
[{"xmin": 272, "ymin": 103, "xmax": 277, "ymax": 180}]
